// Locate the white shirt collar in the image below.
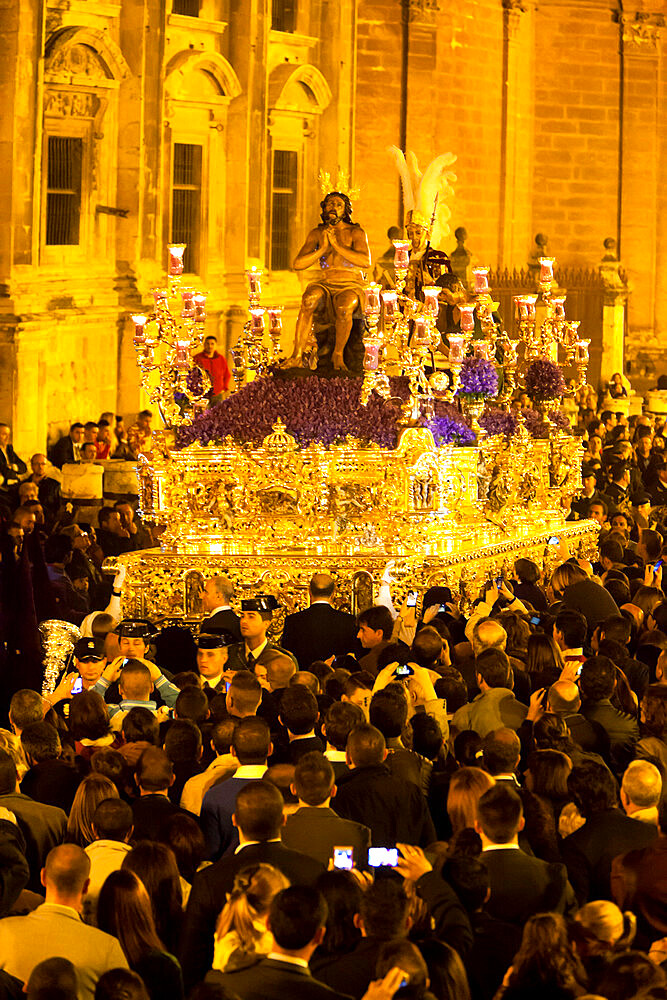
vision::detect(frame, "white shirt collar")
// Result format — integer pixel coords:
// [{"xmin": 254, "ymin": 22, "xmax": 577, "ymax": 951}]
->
[
  {"xmin": 234, "ymin": 764, "xmax": 267, "ymax": 779},
  {"xmin": 267, "ymin": 952, "xmax": 309, "ymax": 969},
  {"xmin": 235, "ymin": 837, "xmax": 281, "ymax": 854},
  {"xmin": 208, "ymin": 604, "xmax": 231, "ymax": 616},
  {"xmin": 202, "ymin": 672, "xmax": 224, "ymax": 690},
  {"xmin": 245, "ymin": 638, "xmax": 268, "ymax": 660},
  {"xmin": 482, "ymin": 842, "xmax": 520, "ymax": 852},
  {"xmin": 325, "ymin": 748, "xmax": 347, "ymax": 762},
  {"xmin": 310, "ymin": 599, "xmax": 332, "ymax": 606}
]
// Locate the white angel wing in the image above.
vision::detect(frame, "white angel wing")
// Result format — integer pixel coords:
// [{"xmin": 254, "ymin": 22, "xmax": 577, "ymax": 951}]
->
[{"xmin": 387, "ymin": 146, "xmax": 415, "ymax": 213}]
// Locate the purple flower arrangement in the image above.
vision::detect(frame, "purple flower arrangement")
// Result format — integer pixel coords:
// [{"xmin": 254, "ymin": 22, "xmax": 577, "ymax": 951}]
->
[
  {"xmin": 524, "ymin": 358, "xmax": 566, "ymax": 400},
  {"xmin": 479, "ymin": 408, "xmax": 519, "ymax": 438},
  {"xmin": 521, "ymin": 406, "xmax": 570, "ymax": 438},
  {"xmin": 176, "ymin": 374, "xmax": 476, "ymax": 451},
  {"xmin": 457, "ymin": 357, "xmax": 499, "ymax": 399}
]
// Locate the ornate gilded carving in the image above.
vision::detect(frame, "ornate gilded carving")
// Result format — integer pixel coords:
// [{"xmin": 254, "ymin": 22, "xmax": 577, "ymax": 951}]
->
[{"xmin": 44, "ymin": 90, "xmax": 100, "ymax": 118}]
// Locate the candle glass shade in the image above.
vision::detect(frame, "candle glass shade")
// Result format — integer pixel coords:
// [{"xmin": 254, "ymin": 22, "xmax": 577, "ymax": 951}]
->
[
  {"xmin": 459, "ymin": 305, "xmax": 476, "ymax": 333},
  {"xmin": 539, "ymin": 257, "xmax": 555, "ymax": 284},
  {"xmin": 365, "ymin": 283, "xmax": 382, "ymax": 316},
  {"xmin": 550, "ymin": 297, "xmax": 566, "ymax": 321},
  {"xmin": 422, "ymin": 287, "xmax": 441, "ymax": 319},
  {"xmin": 267, "ymin": 307, "xmax": 283, "ymax": 334},
  {"xmin": 574, "ymin": 339, "xmax": 590, "ymax": 364},
  {"xmin": 246, "ymin": 268, "xmax": 263, "ymax": 299},
  {"xmin": 382, "ymin": 290, "xmax": 398, "ymax": 321},
  {"xmin": 181, "ymin": 289, "xmax": 196, "ymax": 319},
  {"xmin": 393, "ymin": 240, "xmax": 410, "ymax": 270},
  {"xmin": 168, "ymin": 244, "xmax": 186, "ymax": 276},
  {"xmin": 152, "ymin": 288, "xmax": 169, "ymax": 309},
  {"xmin": 412, "ymin": 317, "xmax": 429, "ymax": 346},
  {"xmin": 472, "ymin": 267, "xmax": 490, "ymax": 294},
  {"xmin": 193, "ymin": 292, "xmax": 207, "ymax": 323},
  {"xmin": 250, "ymin": 308, "xmax": 266, "ymax": 336},
  {"xmin": 448, "ymin": 335, "xmax": 466, "ymax": 364},
  {"xmin": 363, "ymin": 344, "xmax": 380, "ymax": 371},
  {"xmin": 131, "ymin": 315, "xmax": 148, "ymax": 342}
]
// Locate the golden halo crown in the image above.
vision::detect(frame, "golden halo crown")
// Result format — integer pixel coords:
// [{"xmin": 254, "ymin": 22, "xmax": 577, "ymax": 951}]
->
[{"xmin": 318, "ymin": 168, "xmax": 360, "ymax": 201}]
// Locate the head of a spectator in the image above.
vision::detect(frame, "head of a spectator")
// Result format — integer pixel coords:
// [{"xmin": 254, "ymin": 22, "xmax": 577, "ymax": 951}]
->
[
  {"xmin": 454, "ymin": 731, "xmax": 482, "ymax": 767},
  {"xmin": 118, "ymin": 660, "xmax": 153, "ymax": 703},
  {"xmin": 524, "ymin": 750, "xmax": 572, "ymax": 802},
  {"xmin": 90, "ymin": 748, "xmax": 127, "ymax": 792},
  {"xmin": 525, "ymin": 633, "xmax": 563, "ymax": 678},
  {"xmin": 210, "ymin": 718, "xmax": 236, "ymax": 758},
  {"xmin": 121, "ymin": 706, "xmax": 159, "ymax": 747},
  {"xmin": 20, "ymin": 721, "xmax": 61, "ymax": 767},
  {"xmin": 596, "ymin": 951, "xmax": 666, "ymax": 1000},
  {"xmin": 358, "ymin": 876, "xmax": 411, "ymax": 939},
  {"xmin": 410, "ymin": 713, "xmax": 443, "ymax": 762},
  {"xmin": 72, "ymin": 637, "xmax": 108, "ymax": 689},
  {"xmin": 195, "ymin": 633, "xmax": 229, "ymax": 685},
  {"xmin": 97, "ymin": 868, "xmax": 164, "ymax": 968},
  {"xmin": 309, "ymin": 573, "xmax": 335, "ymax": 604},
  {"xmin": 550, "ymin": 561, "xmax": 588, "ymax": 597},
  {"xmin": 135, "ymin": 747, "xmax": 174, "ymax": 796},
  {"xmin": 29, "ymin": 451, "xmax": 49, "ymax": 479},
  {"xmin": 553, "ymin": 609, "xmax": 587, "ymax": 652},
  {"xmin": 369, "ymin": 686, "xmax": 408, "ymax": 740},
  {"xmin": 267, "ymin": 886, "xmax": 327, "ymax": 958},
  {"xmin": 11, "ymin": 506, "xmax": 36, "ymax": 537},
  {"xmin": 41, "ymin": 844, "xmax": 91, "ymax": 907},
  {"xmin": 475, "ymin": 783, "xmax": 524, "ymax": 846},
  {"xmin": 0, "ymin": 749, "xmax": 19, "ymax": 795},
  {"xmin": 26, "ymin": 957, "xmax": 77, "ymax": 1000},
  {"xmin": 324, "ymin": 701, "xmax": 365, "ymax": 752},
  {"xmin": 314, "ymin": 870, "xmax": 363, "ymax": 956},
  {"xmin": 471, "ymin": 618, "xmax": 507, "ymax": 657},
  {"xmin": 447, "ymin": 767, "xmax": 495, "ymax": 835},
  {"xmin": 80, "ymin": 441, "xmax": 97, "ymax": 463},
  {"xmin": 435, "ymin": 668, "xmax": 468, "ymax": 715},
  {"xmin": 216, "ymin": 863, "xmax": 290, "ymax": 958},
  {"xmin": 475, "ymin": 648, "xmax": 512, "ymax": 691},
  {"xmin": 92, "ymin": 797, "xmax": 134, "ymax": 844},
  {"xmin": 67, "ymin": 774, "xmax": 119, "ymax": 847},
  {"xmin": 513, "ymin": 558, "xmax": 540, "ymax": 586},
  {"xmin": 121, "ymin": 841, "xmax": 183, "ymax": 945},
  {"xmin": 164, "ymin": 719, "xmax": 202, "ymax": 767},
  {"xmin": 226, "ymin": 670, "xmax": 262, "ymax": 719},
  {"xmin": 575, "ymin": 899, "xmax": 636, "ymax": 950},
  {"xmin": 17, "ymin": 480, "xmax": 39, "ymax": 505},
  {"xmin": 341, "ymin": 672, "xmax": 373, "ymax": 720},
  {"xmin": 290, "ymin": 671, "xmax": 320, "ymax": 696},
  {"xmin": 376, "ymin": 940, "xmax": 430, "ymax": 1000},
  {"xmin": 599, "ymin": 537, "xmax": 625, "ymax": 572},
  {"xmin": 95, "ymin": 970, "xmax": 149, "ymax": 1000},
  {"xmin": 481, "ymin": 728, "xmax": 520, "ymax": 777},
  {"xmin": 291, "ymin": 751, "xmax": 335, "ymax": 807},
  {"xmin": 357, "ymin": 605, "xmax": 393, "ymax": 650},
  {"xmin": 620, "ymin": 760, "xmax": 662, "ymax": 820},
  {"xmin": 650, "ymin": 603, "xmax": 667, "ymax": 636},
  {"xmin": 579, "ymin": 655, "xmax": 617, "ymax": 703},
  {"xmin": 546, "ymin": 680, "xmax": 581, "ymax": 716},
  {"xmin": 588, "ymin": 498, "xmax": 609, "ymax": 527},
  {"xmin": 640, "ymin": 684, "xmax": 667, "ymax": 739},
  {"xmin": 567, "ymin": 759, "xmax": 617, "ymax": 819},
  {"xmin": 116, "ymin": 621, "xmax": 152, "ymax": 660},
  {"xmin": 201, "ymin": 575, "xmax": 234, "ymax": 614},
  {"xmin": 160, "ymin": 812, "xmax": 207, "ymax": 884},
  {"xmin": 638, "ymin": 528, "xmax": 663, "ymax": 566},
  {"xmin": 264, "ymin": 652, "xmax": 296, "ymax": 692},
  {"xmin": 279, "ymin": 685, "xmax": 319, "ymax": 738},
  {"xmin": 532, "ymin": 713, "xmax": 574, "ymax": 754},
  {"xmin": 68, "ymin": 691, "xmax": 111, "ymax": 743},
  {"xmin": 44, "ymin": 535, "xmax": 74, "ymax": 568},
  {"xmin": 174, "ymin": 686, "xmax": 209, "ymax": 727},
  {"xmin": 233, "ymin": 779, "xmax": 285, "ymax": 843},
  {"xmin": 231, "ymin": 716, "xmax": 271, "ymax": 766},
  {"xmin": 411, "ymin": 627, "xmax": 443, "ymax": 670},
  {"xmin": 346, "ymin": 723, "xmax": 387, "ymax": 769},
  {"xmin": 9, "ymin": 688, "xmax": 45, "ymax": 736}
]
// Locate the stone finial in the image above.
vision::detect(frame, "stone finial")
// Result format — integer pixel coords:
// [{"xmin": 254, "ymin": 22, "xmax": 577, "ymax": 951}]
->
[
  {"xmin": 528, "ymin": 233, "xmax": 550, "ymax": 272},
  {"xmin": 450, "ymin": 227, "xmax": 472, "ymax": 288}
]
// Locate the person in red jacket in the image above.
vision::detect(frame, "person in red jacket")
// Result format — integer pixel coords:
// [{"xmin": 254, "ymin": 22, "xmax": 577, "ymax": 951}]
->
[{"xmin": 193, "ymin": 335, "xmax": 232, "ymax": 405}]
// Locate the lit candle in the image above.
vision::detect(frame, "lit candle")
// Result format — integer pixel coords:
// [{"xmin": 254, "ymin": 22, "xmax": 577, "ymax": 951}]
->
[
  {"xmin": 181, "ymin": 288, "xmax": 196, "ymax": 319},
  {"xmin": 152, "ymin": 287, "xmax": 169, "ymax": 307},
  {"xmin": 168, "ymin": 244, "xmax": 186, "ymax": 276},
  {"xmin": 539, "ymin": 257, "xmax": 555, "ymax": 284},
  {"xmin": 246, "ymin": 267, "xmax": 263, "ymax": 297},
  {"xmin": 365, "ymin": 283, "xmax": 382, "ymax": 316},
  {"xmin": 175, "ymin": 340, "xmax": 190, "ymax": 370},
  {"xmin": 575, "ymin": 339, "xmax": 590, "ymax": 364},
  {"xmin": 514, "ymin": 296, "xmax": 527, "ymax": 322},
  {"xmin": 412, "ymin": 316, "xmax": 429, "ymax": 346},
  {"xmin": 448, "ymin": 334, "xmax": 465, "ymax": 363},
  {"xmin": 381, "ymin": 290, "xmax": 398, "ymax": 320},
  {"xmin": 472, "ymin": 267, "xmax": 490, "ymax": 295},
  {"xmin": 422, "ymin": 286, "xmax": 441, "ymax": 319},
  {"xmin": 267, "ymin": 307, "xmax": 283, "ymax": 334},
  {"xmin": 131, "ymin": 314, "xmax": 148, "ymax": 344},
  {"xmin": 550, "ymin": 296, "xmax": 566, "ymax": 321},
  {"xmin": 393, "ymin": 240, "xmax": 410, "ymax": 270},
  {"xmin": 250, "ymin": 307, "xmax": 265, "ymax": 334},
  {"xmin": 363, "ymin": 344, "xmax": 380, "ymax": 371},
  {"xmin": 194, "ymin": 292, "xmax": 207, "ymax": 323},
  {"xmin": 459, "ymin": 304, "xmax": 476, "ymax": 333}
]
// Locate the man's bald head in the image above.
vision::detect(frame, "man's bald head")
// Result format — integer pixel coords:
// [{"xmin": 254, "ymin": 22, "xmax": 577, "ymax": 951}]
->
[
  {"xmin": 548, "ymin": 680, "xmax": 581, "ymax": 715},
  {"xmin": 43, "ymin": 844, "xmax": 90, "ymax": 898},
  {"xmin": 472, "ymin": 618, "xmax": 507, "ymax": 656},
  {"xmin": 265, "ymin": 652, "xmax": 296, "ymax": 691},
  {"xmin": 309, "ymin": 574, "xmax": 335, "ymax": 600}
]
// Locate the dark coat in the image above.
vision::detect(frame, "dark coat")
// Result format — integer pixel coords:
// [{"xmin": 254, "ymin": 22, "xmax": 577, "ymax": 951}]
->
[
  {"xmin": 49, "ymin": 435, "xmax": 76, "ymax": 470},
  {"xmin": 0, "ymin": 793, "xmax": 66, "ymax": 892},
  {"xmin": 0, "ymin": 819, "xmax": 29, "ymax": 918},
  {"xmin": 199, "ymin": 608, "xmax": 241, "ymax": 642},
  {"xmin": 561, "ymin": 807, "xmax": 658, "ymax": 904},
  {"xmin": 0, "ymin": 446, "xmax": 26, "ymax": 487},
  {"xmin": 282, "ymin": 806, "xmax": 371, "ymax": 869},
  {"xmin": 561, "ymin": 579, "xmax": 619, "ymax": 627},
  {"xmin": 611, "ymin": 833, "xmax": 667, "ymax": 943},
  {"xmin": 280, "ymin": 603, "xmax": 359, "ymax": 669},
  {"xmin": 482, "ymin": 846, "xmax": 577, "ymax": 925},
  {"xmin": 179, "ymin": 840, "xmax": 324, "ymax": 989},
  {"xmin": 20, "ymin": 759, "xmax": 81, "ymax": 814},
  {"xmin": 207, "ymin": 956, "xmax": 352, "ymax": 1000},
  {"xmin": 331, "ymin": 763, "xmax": 435, "ymax": 847}
]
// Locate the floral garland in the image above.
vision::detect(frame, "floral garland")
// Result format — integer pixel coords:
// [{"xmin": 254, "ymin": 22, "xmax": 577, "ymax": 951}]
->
[
  {"xmin": 524, "ymin": 358, "xmax": 566, "ymax": 400},
  {"xmin": 456, "ymin": 357, "xmax": 498, "ymax": 399}
]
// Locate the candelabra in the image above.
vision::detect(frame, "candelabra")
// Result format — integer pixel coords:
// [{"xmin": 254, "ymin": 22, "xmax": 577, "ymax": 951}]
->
[
  {"xmin": 231, "ymin": 267, "xmax": 286, "ymax": 388},
  {"xmin": 130, "ymin": 244, "xmax": 211, "ymax": 429}
]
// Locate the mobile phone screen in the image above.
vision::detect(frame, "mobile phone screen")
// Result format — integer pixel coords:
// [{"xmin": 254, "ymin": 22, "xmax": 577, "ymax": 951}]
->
[
  {"xmin": 406, "ymin": 591, "xmax": 417, "ymax": 608},
  {"xmin": 548, "ymin": 536, "xmax": 560, "ymax": 546},
  {"xmin": 71, "ymin": 676, "xmax": 83, "ymax": 695},
  {"xmin": 368, "ymin": 847, "xmax": 398, "ymax": 868},
  {"xmin": 530, "ymin": 615, "xmax": 541, "ymax": 626},
  {"xmin": 394, "ymin": 664, "xmax": 414, "ymax": 677},
  {"xmin": 333, "ymin": 847, "xmax": 354, "ymax": 870}
]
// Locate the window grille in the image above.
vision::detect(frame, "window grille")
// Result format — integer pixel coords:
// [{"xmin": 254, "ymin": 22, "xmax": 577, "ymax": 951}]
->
[
  {"xmin": 272, "ymin": 0, "xmax": 297, "ymax": 32},
  {"xmin": 172, "ymin": 0, "xmax": 200, "ymax": 15},
  {"xmin": 46, "ymin": 136, "xmax": 82, "ymax": 246},
  {"xmin": 270, "ymin": 150, "xmax": 297, "ymax": 271},
  {"xmin": 172, "ymin": 143, "xmax": 202, "ymax": 274}
]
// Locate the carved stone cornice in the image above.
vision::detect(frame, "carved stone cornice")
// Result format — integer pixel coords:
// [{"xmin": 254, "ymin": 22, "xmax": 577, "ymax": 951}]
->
[
  {"xmin": 401, "ymin": 0, "xmax": 440, "ymax": 26},
  {"xmin": 619, "ymin": 11, "xmax": 664, "ymax": 52},
  {"xmin": 503, "ymin": 0, "xmax": 529, "ymax": 41}
]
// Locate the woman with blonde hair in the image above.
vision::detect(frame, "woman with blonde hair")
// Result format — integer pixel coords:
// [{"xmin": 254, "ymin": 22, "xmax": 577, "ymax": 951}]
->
[
  {"xmin": 549, "ymin": 563, "xmax": 588, "ymax": 601},
  {"xmin": 571, "ymin": 900, "xmax": 636, "ymax": 992},
  {"xmin": 446, "ymin": 767, "xmax": 494, "ymax": 837},
  {"xmin": 213, "ymin": 863, "xmax": 290, "ymax": 971},
  {"xmin": 66, "ymin": 773, "xmax": 118, "ymax": 847}
]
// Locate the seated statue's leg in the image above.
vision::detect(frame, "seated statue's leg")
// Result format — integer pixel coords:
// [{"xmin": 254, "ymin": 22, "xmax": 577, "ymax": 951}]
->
[
  {"xmin": 286, "ymin": 287, "xmax": 325, "ymax": 365},
  {"xmin": 332, "ymin": 290, "xmax": 359, "ymax": 372}
]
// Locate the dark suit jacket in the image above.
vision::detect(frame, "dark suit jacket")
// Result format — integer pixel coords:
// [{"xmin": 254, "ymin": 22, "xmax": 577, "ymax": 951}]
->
[
  {"xmin": 207, "ymin": 956, "xmax": 352, "ymax": 1000},
  {"xmin": 282, "ymin": 806, "xmax": 371, "ymax": 868},
  {"xmin": 20, "ymin": 759, "xmax": 81, "ymax": 814},
  {"xmin": 199, "ymin": 608, "xmax": 241, "ymax": 642},
  {"xmin": 180, "ymin": 841, "xmax": 324, "ymax": 988},
  {"xmin": 332, "ymin": 763, "xmax": 435, "ymax": 847},
  {"xmin": 611, "ymin": 833, "xmax": 667, "ymax": 942},
  {"xmin": 281, "ymin": 603, "xmax": 358, "ymax": 669},
  {"xmin": 225, "ymin": 641, "xmax": 297, "ymax": 674},
  {"xmin": 562, "ymin": 808, "xmax": 659, "ymax": 904},
  {"xmin": 132, "ymin": 793, "xmax": 185, "ymax": 841},
  {"xmin": 562, "ymin": 579, "xmax": 619, "ymax": 627},
  {"xmin": 311, "ymin": 938, "xmax": 385, "ymax": 1000},
  {"xmin": 562, "ymin": 712, "xmax": 610, "ymax": 757},
  {"xmin": 49, "ymin": 435, "xmax": 76, "ymax": 470},
  {"xmin": 0, "ymin": 793, "xmax": 66, "ymax": 892},
  {"xmin": 0, "ymin": 446, "xmax": 26, "ymax": 486},
  {"xmin": 482, "ymin": 846, "xmax": 576, "ymax": 925}
]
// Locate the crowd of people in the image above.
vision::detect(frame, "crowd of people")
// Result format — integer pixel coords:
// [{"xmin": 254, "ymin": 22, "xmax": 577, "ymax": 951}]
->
[{"xmin": 1, "ymin": 406, "xmax": 667, "ymax": 1000}]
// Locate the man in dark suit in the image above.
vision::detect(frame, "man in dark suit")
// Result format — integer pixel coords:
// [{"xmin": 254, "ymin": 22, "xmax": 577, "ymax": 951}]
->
[
  {"xmin": 225, "ymin": 595, "xmax": 297, "ymax": 674},
  {"xmin": 562, "ymin": 759, "xmax": 658, "ymax": 904},
  {"xmin": 332, "ymin": 724, "xmax": 435, "ymax": 847},
  {"xmin": 0, "ymin": 423, "xmax": 27, "ymax": 490},
  {"xmin": 179, "ymin": 780, "xmax": 324, "ymax": 989},
  {"xmin": 476, "ymin": 783, "xmax": 577, "ymax": 924},
  {"xmin": 199, "ymin": 575, "xmax": 241, "ymax": 641},
  {"xmin": 49, "ymin": 422, "xmax": 84, "ymax": 469},
  {"xmin": 281, "ymin": 574, "xmax": 358, "ymax": 669},
  {"xmin": 207, "ymin": 885, "xmax": 352, "ymax": 1000},
  {"xmin": 580, "ymin": 656, "xmax": 639, "ymax": 766},
  {"xmin": 275, "ymin": 685, "xmax": 324, "ymax": 765},
  {"xmin": 131, "ymin": 747, "xmax": 185, "ymax": 841},
  {"xmin": 282, "ymin": 752, "xmax": 370, "ymax": 868},
  {"xmin": 611, "ymin": 794, "xmax": 667, "ymax": 943}
]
